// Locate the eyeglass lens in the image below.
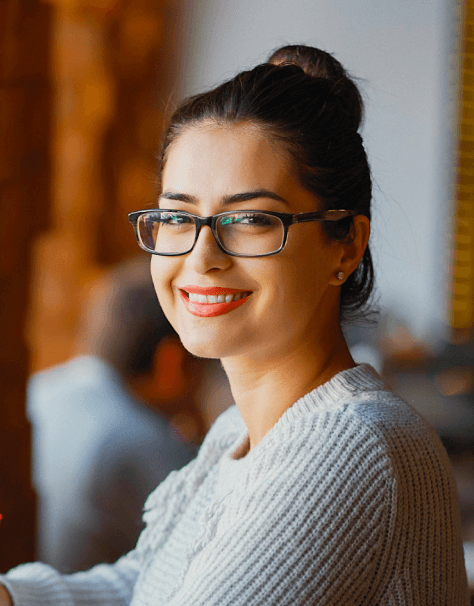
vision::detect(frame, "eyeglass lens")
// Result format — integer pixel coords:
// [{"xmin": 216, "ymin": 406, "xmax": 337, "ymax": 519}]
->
[{"xmin": 137, "ymin": 211, "xmax": 285, "ymax": 256}]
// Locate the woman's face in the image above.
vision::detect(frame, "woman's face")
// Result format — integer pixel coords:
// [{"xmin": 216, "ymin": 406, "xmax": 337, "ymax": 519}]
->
[{"xmin": 151, "ymin": 122, "xmax": 346, "ymax": 361}]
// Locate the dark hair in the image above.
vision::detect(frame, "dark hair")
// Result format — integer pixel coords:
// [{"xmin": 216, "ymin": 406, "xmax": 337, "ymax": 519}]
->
[
  {"xmin": 160, "ymin": 45, "xmax": 375, "ymax": 322},
  {"xmin": 80, "ymin": 256, "xmax": 177, "ymax": 377}
]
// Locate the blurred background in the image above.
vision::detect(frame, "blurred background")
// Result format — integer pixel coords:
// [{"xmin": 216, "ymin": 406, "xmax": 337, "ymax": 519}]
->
[{"xmin": 1, "ymin": 0, "xmax": 473, "ymax": 585}]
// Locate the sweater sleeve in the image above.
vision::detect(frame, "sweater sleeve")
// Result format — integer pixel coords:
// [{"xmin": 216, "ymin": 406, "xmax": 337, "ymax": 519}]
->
[
  {"xmin": 167, "ymin": 410, "xmax": 396, "ymax": 606},
  {"xmin": 0, "ymin": 554, "xmax": 140, "ymax": 606},
  {"xmin": 0, "ymin": 406, "xmax": 241, "ymax": 606},
  {"xmin": 0, "ymin": 459, "xmax": 200, "ymax": 606}
]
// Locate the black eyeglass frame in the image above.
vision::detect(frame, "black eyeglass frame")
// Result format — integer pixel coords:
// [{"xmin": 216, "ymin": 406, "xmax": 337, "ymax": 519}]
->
[{"xmin": 128, "ymin": 208, "xmax": 358, "ymax": 258}]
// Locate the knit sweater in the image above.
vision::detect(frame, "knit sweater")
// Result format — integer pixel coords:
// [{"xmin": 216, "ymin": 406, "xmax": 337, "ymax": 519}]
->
[{"xmin": 2, "ymin": 364, "xmax": 469, "ymax": 605}]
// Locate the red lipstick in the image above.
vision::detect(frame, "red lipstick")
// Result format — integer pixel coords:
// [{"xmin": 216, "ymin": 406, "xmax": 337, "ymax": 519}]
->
[
  {"xmin": 182, "ymin": 286, "xmax": 246, "ymax": 295},
  {"xmin": 179, "ymin": 285, "xmax": 252, "ymax": 318}
]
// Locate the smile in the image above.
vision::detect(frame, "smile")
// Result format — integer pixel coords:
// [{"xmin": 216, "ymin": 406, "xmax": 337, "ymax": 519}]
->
[
  {"xmin": 179, "ymin": 286, "xmax": 252, "ymax": 317},
  {"xmin": 188, "ymin": 292, "xmax": 250, "ymax": 303}
]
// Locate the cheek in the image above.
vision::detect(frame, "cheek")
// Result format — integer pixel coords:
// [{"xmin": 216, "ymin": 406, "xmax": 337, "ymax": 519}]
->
[
  {"xmin": 286, "ymin": 238, "xmax": 333, "ymax": 288},
  {"xmin": 150, "ymin": 257, "xmax": 178, "ymax": 326},
  {"xmin": 272, "ymin": 244, "xmax": 337, "ymax": 319}
]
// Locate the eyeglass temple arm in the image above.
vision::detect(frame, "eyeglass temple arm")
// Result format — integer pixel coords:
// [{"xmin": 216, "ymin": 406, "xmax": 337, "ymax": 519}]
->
[{"xmin": 292, "ymin": 210, "xmax": 357, "ymax": 224}]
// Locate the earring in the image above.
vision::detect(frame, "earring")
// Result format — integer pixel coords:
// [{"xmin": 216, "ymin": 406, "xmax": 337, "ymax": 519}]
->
[{"xmin": 336, "ymin": 271, "xmax": 345, "ymax": 281}]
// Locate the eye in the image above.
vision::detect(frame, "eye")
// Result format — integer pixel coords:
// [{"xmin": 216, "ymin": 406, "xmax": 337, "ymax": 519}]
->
[
  {"xmin": 221, "ymin": 213, "xmax": 274, "ymax": 227},
  {"xmin": 159, "ymin": 212, "xmax": 193, "ymax": 226}
]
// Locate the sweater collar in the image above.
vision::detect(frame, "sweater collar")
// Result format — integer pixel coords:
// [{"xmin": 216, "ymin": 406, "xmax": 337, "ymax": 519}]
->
[
  {"xmin": 229, "ymin": 364, "xmax": 384, "ymax": 460},
  {"xmin": 282, "ymin": 363, "xmax": 384, "ymax": 422}
]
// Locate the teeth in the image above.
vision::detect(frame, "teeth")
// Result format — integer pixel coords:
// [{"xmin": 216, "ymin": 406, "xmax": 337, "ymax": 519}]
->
[{"xmin": 188, "ymin": 292, "xmax": 249, "ymax": 304}]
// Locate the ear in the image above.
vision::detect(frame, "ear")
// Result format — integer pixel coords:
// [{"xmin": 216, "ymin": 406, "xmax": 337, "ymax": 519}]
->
[{"xmin": 329, "ymin": 215, "xmax": 370, "ymax": 285}]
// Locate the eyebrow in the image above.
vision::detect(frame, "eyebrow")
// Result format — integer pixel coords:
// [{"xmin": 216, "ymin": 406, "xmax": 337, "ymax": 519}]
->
[{"xmin": 159, "ymin": 189, "xmax": 289, "ymax": 206}]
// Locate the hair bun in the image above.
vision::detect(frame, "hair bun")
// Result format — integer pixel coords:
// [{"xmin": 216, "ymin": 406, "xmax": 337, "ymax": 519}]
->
[
  {"xmin": 267, "ymin": 45, "xmax": 363, "ymax": 131},
  {"xmin": 268, "ymin": 45, "xmax": 345, "ymax": 80}
]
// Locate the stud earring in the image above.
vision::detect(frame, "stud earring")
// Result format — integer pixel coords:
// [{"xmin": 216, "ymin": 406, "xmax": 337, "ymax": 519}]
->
[{"xmin": 336, "ymin": 271, "xmax": 345, "ymax": 281}]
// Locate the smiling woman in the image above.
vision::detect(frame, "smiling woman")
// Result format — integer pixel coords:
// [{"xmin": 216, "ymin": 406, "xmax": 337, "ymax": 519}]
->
[
  {"xmin": 148, "ymin": 121, "xmax": 368, "ymax": 375},
  {"xmin": 0, "ymin": 45, "xmax": 469, "ymax": 606}
]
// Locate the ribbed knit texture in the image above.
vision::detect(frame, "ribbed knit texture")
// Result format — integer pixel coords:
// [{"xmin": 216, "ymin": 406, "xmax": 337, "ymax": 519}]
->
[{"xmin": 2, "ymin": 364, "xmax": 469, "ymax": 605}]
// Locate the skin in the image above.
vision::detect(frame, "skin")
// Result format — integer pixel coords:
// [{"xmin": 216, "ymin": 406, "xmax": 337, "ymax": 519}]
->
[
  {"xmin": 151, "ymin": 121, "xmax": 370, "ymax": 452},
  {"xmin": 0, "ymin": 586, "xmax": 12, "ymax": 606}
]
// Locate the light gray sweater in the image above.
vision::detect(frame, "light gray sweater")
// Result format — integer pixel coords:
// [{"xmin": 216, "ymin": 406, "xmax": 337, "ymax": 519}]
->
[{"xmin": 2, "ymin": 364, "xmax": 469, "ymax": 604}]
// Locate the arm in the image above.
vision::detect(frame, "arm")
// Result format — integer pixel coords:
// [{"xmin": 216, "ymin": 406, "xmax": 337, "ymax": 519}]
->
[
  {"xmin": 0, "ymin": 406, "xmax": 238, "ymax": 606},
  {"xmin": 0, "ymin": 585, "xmax": 12, "ymax": 606},
  {"xmin": 0, "ymin": 540, "xmax": 141, "ymax": 606},
  {"xmin": 0, "ymin": 456, "xmax": 202, "ymax": 606}
]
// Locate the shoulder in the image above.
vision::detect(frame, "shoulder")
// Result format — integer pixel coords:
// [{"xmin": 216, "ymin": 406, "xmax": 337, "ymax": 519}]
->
[
  {"xmin": 29, "ymin": 356, "xmax": 108, "ymax": 387},
  {"xmin": 341, "ymin": 385, "xmax": 454, "ymax": 484},
  {"xmin": 247, "ymin": 365, "xmax": 452, "ymax": 504},
  {"xmin": 247, "ymin": 395, "xmax": 398, "ymax": 501},
  {"xmin": 27, "ymin": 356, "xmax": 116, "ymax": 416},
  {"xmin": 278, "ymin": 363, "xmax": 446, "ymax": 462},
  {"xmin": 249, "ymin": 371, "xmax": 458, "ymax": 550}
]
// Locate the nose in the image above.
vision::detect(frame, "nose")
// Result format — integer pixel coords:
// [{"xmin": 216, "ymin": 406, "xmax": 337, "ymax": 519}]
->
[{"xmin": 186, "ymin": 225, "xmax": 233, "ymax": 274}]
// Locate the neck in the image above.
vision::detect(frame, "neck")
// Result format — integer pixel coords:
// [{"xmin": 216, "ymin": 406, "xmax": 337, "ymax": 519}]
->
[{"xmin": 221, "ymin": 326, "xmax": 354, "ymax": 451}]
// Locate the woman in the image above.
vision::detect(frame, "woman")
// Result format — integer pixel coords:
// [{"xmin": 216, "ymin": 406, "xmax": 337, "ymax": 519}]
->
[{"xmin": 0, "ymin": 45, "xmax": 469, "ymax": 605}]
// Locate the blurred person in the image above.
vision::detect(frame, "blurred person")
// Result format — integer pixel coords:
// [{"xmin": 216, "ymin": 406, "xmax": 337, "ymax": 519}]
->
[
  {"xmin": 0, "ymin": 45, "xmax": 469, "ymax": 605},
  {"xmin": 27, "ymin": 256, "xmax": 203, "ymax": 572}
]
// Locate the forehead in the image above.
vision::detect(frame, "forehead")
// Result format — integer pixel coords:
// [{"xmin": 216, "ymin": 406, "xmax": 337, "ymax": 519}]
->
[{"xmin": 162, "ymin": 122, "xmax": 298, "ymax": 199}]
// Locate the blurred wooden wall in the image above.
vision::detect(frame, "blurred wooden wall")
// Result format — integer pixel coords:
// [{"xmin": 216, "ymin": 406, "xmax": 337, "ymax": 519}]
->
[
  {"xmin": 451, "ymin": 0, "xmax": 474, "ymax": 333},
  {"xmin": 0, "ymin": 0, "xmax": 52, "ymax": 570},
  {"xmin": 0, "ymin": 0, "xmax": 183, "ymax": 570},
  {"xmin": 28, "ymin": 0, "xmax": 183, "ymax": 372}
]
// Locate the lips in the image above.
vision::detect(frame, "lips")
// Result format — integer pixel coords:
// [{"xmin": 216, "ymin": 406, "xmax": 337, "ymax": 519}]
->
[{"xmin": 179, "ymin": 286, "xmax": 252, "ymax": 318}]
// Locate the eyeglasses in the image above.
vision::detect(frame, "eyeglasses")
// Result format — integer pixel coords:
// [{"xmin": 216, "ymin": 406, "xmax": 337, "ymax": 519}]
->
[{"xmin": 128, "ymin": 209, "xmax": 357, "ymax": 258}]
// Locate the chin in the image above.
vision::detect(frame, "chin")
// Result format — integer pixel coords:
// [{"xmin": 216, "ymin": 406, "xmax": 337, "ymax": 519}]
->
[
  {"xmin": 180, "ymin": 341, "xmax": 225, "ymax": 359},
  {"xmin": 177, "ymin": 331, "xmax": 242, "ymax": 360}
]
